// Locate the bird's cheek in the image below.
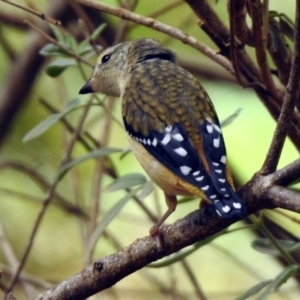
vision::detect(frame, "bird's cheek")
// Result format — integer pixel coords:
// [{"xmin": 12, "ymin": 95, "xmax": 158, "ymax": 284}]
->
[{"xmin": 100, "ymin": 77, "xmax": 121, "ymax": 97}]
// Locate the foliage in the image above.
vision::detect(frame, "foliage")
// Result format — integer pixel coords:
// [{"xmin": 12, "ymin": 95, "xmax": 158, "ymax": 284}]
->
[{"xmin": 0, "ymin": 1, "xmax": 299, "ymax": 300}]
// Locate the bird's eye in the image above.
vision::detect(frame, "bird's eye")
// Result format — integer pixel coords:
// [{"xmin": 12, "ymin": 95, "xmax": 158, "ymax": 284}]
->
[{"xmin": 101, "ymin": 54, "xmax": 111, "ymax": 64}]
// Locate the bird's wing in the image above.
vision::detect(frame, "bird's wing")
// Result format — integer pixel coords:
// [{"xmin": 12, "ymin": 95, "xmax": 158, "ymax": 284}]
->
[{"xmin": 122, "ymin": 60, "xmax": 246, "ymax": 218}]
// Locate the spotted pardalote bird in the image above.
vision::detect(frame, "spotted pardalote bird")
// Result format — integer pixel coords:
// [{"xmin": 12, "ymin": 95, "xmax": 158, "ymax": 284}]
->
[{"xmin": 79, "ymin": 38, "xmax": 246, "ymax": 235}]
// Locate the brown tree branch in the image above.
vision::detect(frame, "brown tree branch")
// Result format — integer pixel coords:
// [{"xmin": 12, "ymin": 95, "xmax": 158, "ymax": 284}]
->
[
  {"xmin": 33, "ymin": 172, "xmax": 300, "ymax": 299},
  {"xmin": 261, "ymin": 2, "xmax": 300, "ymax": 174}
]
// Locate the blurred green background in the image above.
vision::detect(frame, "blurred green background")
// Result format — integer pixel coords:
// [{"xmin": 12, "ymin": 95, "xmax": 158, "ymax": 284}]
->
[{"xmin": 0, "ymin": 0, "xmax": 298, "ymax": 299}]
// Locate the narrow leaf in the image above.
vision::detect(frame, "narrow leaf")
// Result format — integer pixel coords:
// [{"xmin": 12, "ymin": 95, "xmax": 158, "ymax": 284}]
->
[
  {"xmin": 268, "ymin": 265, "xmax": 297, "ymax": 292},
  {"xmin": 105, "ymin": 173, "xmax": 147, "ymax": 192},
  {"xmin": 252, "ymin": 238, "xmax": 300, "ymax": 255},
  {"xmin": 256, "ymin": 265, "xmax": 297, "ymax": 300},
  {"xmin": 45, "ymin": 59, "xmax": 76, "ymax": 77},
  {"xmin": 220, "ymin": 108, "xmax": 242, "ymax": 128},
  {"xmin": 49, "ymin": 24, "xmax": 65, "ymax": 42},
  {"xmin": 234, "ymin": 280, "xmax": 271, "ymax": 300},
  {"xmin": 58, "ymin": 147, "xmax": 123, "ymax": 178},
  {"xmin": 91, "ymin": 23, "xmax": 107, "ymax": 41},
  {"xmin": 39, "ymin": 43, "xmax": 68, "ymax": 57},
  {"xmin": 23, "ymin": 99, "xmax": 81, "ymax": 142},
  {"xmin": 89, "ymin": 187, "xmax": 141, "ymax": 251},
  {"xmin": 138, "ymin": 181, "xmax": 153, "ymax": 201},
  {"xmin": 23, "ymin": 113, "xmax": 61, "ymax": 142},
  {"xmin": 279, "ymin": 18, "xmax": 294, "ymax": 41}
]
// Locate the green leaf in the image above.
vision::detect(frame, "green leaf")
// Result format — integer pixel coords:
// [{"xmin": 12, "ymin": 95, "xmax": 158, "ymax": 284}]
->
[
  {"xmin": 268, "ymin": 265, "xmax": 297, "ymax": 292},
  {"xmin": 23, "ymin": 113, "xmax": 61, "ymax": 142},
  {"xmin": 58, "ymin": 147, "xmax": 123, "ymax": 178},
  {"xmin": 105, "ymin": 173, "xmax": 147, "ymax": 192},
  {"xmin": 279, "ymin": 17, "xmax": 294, "ymax": 41},
  {"xmin": 78, "ymin": 42, "xmax": 93, "ymax": 56},
  {"xmin": 256, "ymin": 265, "xmax": 298, "ymax": 300},
  {"xmin": 220, "ymin": 108, "xmax": 242, "ymax": 128},
  {"xmin": 268, "ymin": 25, "xmax": 289, "ymax": 62},
  {"xmin": 45, "ymin": 59, "xmax": 76, "ymax": 77},
  {"xmin": 234, "ymin": 280, "xmax": 272, "ymax": 300},
  {"xmin": 252, "ymin": 238, "xmax": 300, "ymax": 255},
  {"xmin": 23, "ymin": 98, "xmax": 81, "ymax": 142},
  {"xmin": 88, "ymin": 187, "xmax": 141, "ymax": 251},
  {"xmin": 39, "ymin": 43, "xmax": 69, "ymax": 57},
  {"xmin": 49, "ymin": 24, "xmax": 65, "ymax": 42},
  {"xmin": 65, "ymin": 34, "xmax": 77, "ymax": 52},
  {"xmin": 91, "ymin": 23, "xmax": 107, "ymax": 41},
  {"xmin": 138, "ymin": 181, "xmax": 153, "ymax": 201}
]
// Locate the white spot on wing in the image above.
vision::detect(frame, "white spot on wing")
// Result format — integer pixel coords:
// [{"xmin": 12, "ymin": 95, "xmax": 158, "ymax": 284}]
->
[
  {"xmin": 161, "ymin": 133, "xmax": 171, "ymax": 145},
  {"xmin": 180, "ymin": 166, "xmax": 192, "ymax": 175},
  {"xmin": 210, "ymin": 195, "xmax": 217, "ymax": 199},
  {"xmin": 212, "ymin": 162, "xmax": 219, "ymax": 166},
  {"xmin": 219, "ymin": 178, "xmax": 225, "ymax": 183},
  {"xmin": 196, "ymin": 176, "xmax": 204, "ymax": 181},
  {"xmin": 147, "ymin": 139, "xmax": 151, "ymax": 145},
  {"xmin": 165, "ymin": 125, "xmax": 172, "ymax": 132},
  {"xmin": 174, "ymin": 147, "xmax": 188, "ymax": 157},
  {"xmin": 220, "ymin": 155, "xmax": 226, "ymax": 164},
  {"xmin": 193, "ymin": 171, "xmax": 200, "ymax": 176},
  {"xmin": 172, "ymin": 133, "xmax": 184, "ymax": 142},
  {"xmin": 213, "ymin": 138, "xmax": 220, "ymax": 148},
  {"xmin": 207, "ymin": 124, "xmax": 213, "ymax": 133},
  {"xmin": 215, "ymin": 169, "xmax": 222, "ymax": 173},
  {"xmin": 152, "ymin": 138, "xmax": 158, "ymax": 147},
  {"xmin": 201, "ymin": 185, "xmax": 209, "ymax": 191}
]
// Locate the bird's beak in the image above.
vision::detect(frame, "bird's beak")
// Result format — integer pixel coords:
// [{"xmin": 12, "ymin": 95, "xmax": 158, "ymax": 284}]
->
[{"xmin": 79, "ymin": 79, "xmax": 94, "ymax": 94}]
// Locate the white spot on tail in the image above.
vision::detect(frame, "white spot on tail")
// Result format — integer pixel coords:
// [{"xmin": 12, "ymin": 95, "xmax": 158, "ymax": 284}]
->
[
  {"xmin": 196, "ymin": 176, "xmax": 204, "ymax": 181},
  {"xmin": 233, "ymin": 202, "xmax": 242, "ymax": 209},
  {"xmin": 210, "ymin": 194, "xmax": 217, "ymax": 199},
  {"xmin": 222, "ymin": 205, "xmax": 230, "ymax": 213},
  {"xmin": 147, "ymin": 138, "xmax": 151, "ymax": 145},
  {"xmin": 213, "ymin": 138, "xmax": 220, "ymax": 148},
  {"xmin": 215, "ymin": 169, "xmax": 222, "ymax": 173},
  {"xmin": 220, "ymin": 155, "xmax": 226, "ymax": 164},
  {"xmin": 193, "ymin": 171, "xmax": 200, "ymax": 176},
  {"xmin": 212, "ymin": 162, "xmax": 219, "ymax": 166},
  {"xmin": 218, "ymin": 178, "xmax": 225, "ymax": 183}
]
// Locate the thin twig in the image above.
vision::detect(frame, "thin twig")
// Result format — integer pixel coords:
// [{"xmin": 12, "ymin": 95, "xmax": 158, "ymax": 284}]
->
[
  {"xmin": 249, "ymin": 0, "xmax": 278, "ymax": 98},
  {"xmin": 73, "ymin": 0, "xmax": 234, "ymax": 74},
  {"xmin": 2, "ymin": 0, "xmax": 61, "ymax": 25},
  {"xmin": 261, "ymin": 2, "xmax": 300, "ymax": 174},
  {"xmin": 24, "ymin": 20, "xmax": 93, "ymax": 67},
  {"xmin": 6, "ymin": 98, "xmax": 94, "ymax": 295}
]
